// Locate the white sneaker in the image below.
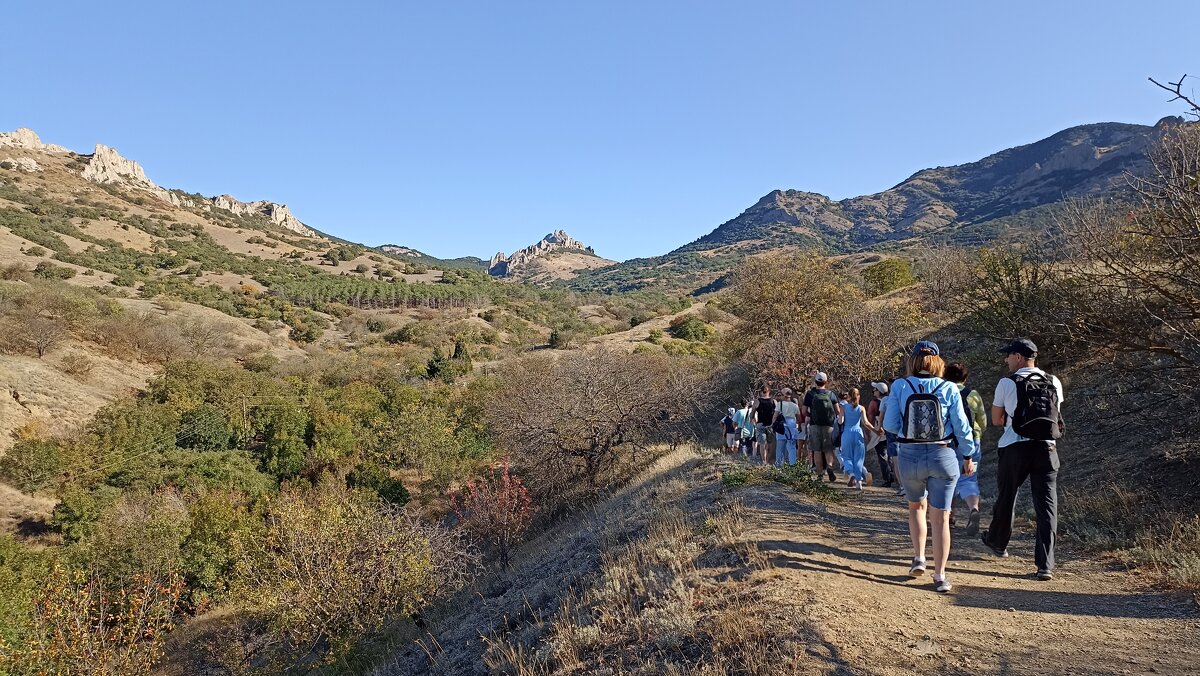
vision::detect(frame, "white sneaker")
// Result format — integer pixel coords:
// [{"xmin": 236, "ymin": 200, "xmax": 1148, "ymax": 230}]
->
[
  {"xmin": 934, "ymin": 575, "xmax": 952, "ymax": 593},
  {"xmin": 909, "ymin": 558, "xmax": 927, "ymax": 577}
]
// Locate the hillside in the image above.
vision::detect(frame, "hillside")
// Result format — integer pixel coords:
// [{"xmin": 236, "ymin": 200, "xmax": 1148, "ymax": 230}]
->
[{"xmin": 567, "ymin": 118, "xmax": 1182, "ymax": 294}]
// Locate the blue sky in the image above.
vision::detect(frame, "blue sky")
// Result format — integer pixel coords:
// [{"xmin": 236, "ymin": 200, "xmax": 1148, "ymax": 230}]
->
[{"xmin": 3, "ymin": 1, "xmax": 1196, "ymax": 261}]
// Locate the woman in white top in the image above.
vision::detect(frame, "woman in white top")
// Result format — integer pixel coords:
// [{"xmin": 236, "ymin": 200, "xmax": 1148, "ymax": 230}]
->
[{"xmin": 774, "ymin": 388, "xmax": 802, "ymax": 466}]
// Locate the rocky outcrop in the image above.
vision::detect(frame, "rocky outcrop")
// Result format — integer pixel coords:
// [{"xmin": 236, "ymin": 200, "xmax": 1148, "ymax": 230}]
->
[
  {"xmin": 212, "ymin": 195, "xmax": 315, "ymax": 236},
  {"xmin": 81, "ymin": 144, "xmax": 156, "ymax": 187},
  {"xmin": 489, "ymin": 230, "xmax": 595, "ymax": 277},
  {"xmin": 0, "ymin": 157, "xmax": 42, "ymax": 172},
  {"xmin": 0, "ymin": 128, "xmax": 69, "ymax": 153}
]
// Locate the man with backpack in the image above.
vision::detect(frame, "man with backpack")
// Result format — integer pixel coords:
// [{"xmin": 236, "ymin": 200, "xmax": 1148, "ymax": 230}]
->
[
  {"xmin": 804, "ymin": 372, "xmax": 839, "ymax": 482},
  {"xmin": 981, "ymin": 338, "xmax": 1064, "ymax": 581}
]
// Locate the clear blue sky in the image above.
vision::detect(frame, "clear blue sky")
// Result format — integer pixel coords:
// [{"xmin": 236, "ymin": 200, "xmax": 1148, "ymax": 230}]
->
[{"xmin": 4, "ymin": 1, "xmax": 1196, "ymax": 261}]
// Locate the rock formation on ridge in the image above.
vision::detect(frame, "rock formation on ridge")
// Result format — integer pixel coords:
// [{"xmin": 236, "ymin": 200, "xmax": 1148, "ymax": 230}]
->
[{"xmin": 489, "ymin": 230, "xmax": 598, "ymax": 277}]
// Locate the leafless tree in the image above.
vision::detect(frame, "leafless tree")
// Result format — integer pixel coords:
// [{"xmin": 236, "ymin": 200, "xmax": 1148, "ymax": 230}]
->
[{"xmin": 484, "ymin": 348, "xmax": 714, "ymax": 507}]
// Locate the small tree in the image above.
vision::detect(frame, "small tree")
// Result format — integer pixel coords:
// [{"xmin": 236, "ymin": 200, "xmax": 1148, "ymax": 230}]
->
[
  {"xmin": 450, "ymin": 459, "xmax": 534, "ymax": 568},
  {"xmin": 861, "ymin": 258, "xmax": 915, "ymax": 296},
  {"xmin": 485, "ymin": 349, "xmax": 713, "ymax": 507}
]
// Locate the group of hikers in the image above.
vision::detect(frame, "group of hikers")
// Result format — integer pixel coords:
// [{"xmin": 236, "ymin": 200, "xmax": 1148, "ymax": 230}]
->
[{"xmin": 718, "ymin": 337, "xmax": 1064, "ymax": 593}]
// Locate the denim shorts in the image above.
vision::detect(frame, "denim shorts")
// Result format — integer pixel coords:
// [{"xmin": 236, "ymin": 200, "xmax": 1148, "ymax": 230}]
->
[
  {"xmin": 897, "ymin": 442, "xmax": 961, "ymax": 510},
  {"xmin": 955, "ymin": 447, "xmax": 983, "ymax": 499},
  {"xmin": 885, "ymin": 431, "xmax": 898, "ymax": 458}
]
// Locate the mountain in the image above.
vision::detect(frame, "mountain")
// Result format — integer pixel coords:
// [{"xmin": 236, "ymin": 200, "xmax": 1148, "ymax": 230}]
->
[
  {"xmin": 568, "ymin": 117, "xmax": 1186, "ymax": 294},
  {"xmin": 488, "ymin": 229, "xmax": 614, "ymax": 283},
  {"xmin": 376, "ymin": 244, "xmax": 487, "ymax": 271}
]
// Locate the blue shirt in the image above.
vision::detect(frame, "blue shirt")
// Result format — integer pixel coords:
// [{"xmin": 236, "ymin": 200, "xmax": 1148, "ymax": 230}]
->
[{"xmin": 882, "ymin": 376, "xmax": 974, "ymax": 458}]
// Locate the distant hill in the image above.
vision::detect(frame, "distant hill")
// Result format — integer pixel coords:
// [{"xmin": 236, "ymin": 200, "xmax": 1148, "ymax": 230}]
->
[
  {"xmin": 376, "ymin": 244, "xmax": 487, "ymax": 271},
  {"xmin": 488, "ymin": 230, "xmax": 615, "ymax": 283},
  {"xmin": 567, "ymin": 117, "xmax": 1186, "ymax": 294}
]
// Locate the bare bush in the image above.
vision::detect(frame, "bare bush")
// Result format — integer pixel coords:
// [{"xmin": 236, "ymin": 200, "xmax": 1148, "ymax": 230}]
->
[
  {"xmin": 485, "ymin": 349, "xmax": 714, "ymax": 507},
  {"xmin": 724, "ymin": 253, "xmax": 924, "ymax": 387},
  {"xmin": 912, "ymin": 245, "xmax": 978, "ymax": 316},
  {"xmin": 231, "ymin": 480, "xmax": 475, "ymax": 670},
  {"xmin": 0, "ymin": 565, "xmax": 184, "ymax": 675}
]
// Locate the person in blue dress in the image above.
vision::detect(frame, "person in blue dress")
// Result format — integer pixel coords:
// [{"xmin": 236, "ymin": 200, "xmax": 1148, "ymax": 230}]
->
[
  {"xmin": 883, "ymin": 341, "xmax": 975, "ymax": 594},
  {"xmin": 838, "ymin": 388, "xmax": 870, "ymax": 490}
]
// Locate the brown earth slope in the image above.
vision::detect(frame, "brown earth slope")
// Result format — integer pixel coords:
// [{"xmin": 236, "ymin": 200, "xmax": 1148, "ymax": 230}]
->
[{"xmin": 376, "ymin": 449, "xmax": 1200, "ymax": 675}]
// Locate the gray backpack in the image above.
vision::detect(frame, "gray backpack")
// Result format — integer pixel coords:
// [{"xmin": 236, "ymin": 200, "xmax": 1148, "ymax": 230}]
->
[{"xmin": 899, "ymin": 377, "xmax": 952, "ymax": 443}]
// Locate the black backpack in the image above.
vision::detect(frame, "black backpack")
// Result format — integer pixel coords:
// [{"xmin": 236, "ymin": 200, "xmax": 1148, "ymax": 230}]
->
[
  {"xmin": 808, "ymin": 390, "xmax": 837, "ymax": 426},
  {"xmin": 899, "ymin": 377, "xmax": 953, "ymax": 443},
  {"xmin": 1010, "ymin": 372, "xmax": 1063, "ymax": 441}
]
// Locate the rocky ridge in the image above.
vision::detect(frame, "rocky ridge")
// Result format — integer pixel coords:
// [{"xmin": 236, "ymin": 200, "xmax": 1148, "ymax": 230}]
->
[
  {"xmin": 0, "ymin": 128, "xmax": 315, "ymax": 237},
  {"xmin": 489, "ymin": 230, "xmax": 596, "ymax": 277}
]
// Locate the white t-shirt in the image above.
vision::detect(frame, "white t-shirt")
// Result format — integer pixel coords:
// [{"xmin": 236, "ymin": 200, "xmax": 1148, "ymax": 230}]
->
[
  {"xmin": 993, "ymin": 367, "xmax": 1064, "ymax": 448},
  {"xmin": 778, "ymin": 399, "xmax": 800, "ymax": 420}
]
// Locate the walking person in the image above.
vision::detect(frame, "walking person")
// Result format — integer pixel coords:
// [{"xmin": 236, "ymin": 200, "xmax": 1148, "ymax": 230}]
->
[
  {"xmin": 733, "ymin": 399, "xmax": 754, "ymax": 458},
  {"xmin": 944, "ymin": 362, "xmax": 987, "ymax": 535},
  {"xmin": 720, "ymin": 407, "xmax": 739, "ymax": 453},
  {"xmin": 838, "ymin": 388, "xmax": 871, "ymax": 490},
  {"xmin": 981, "ymin": 338, "xmax": 1064, "ymax": 581},
  {"xmin": 774, "ymin": 388, "xmax": 801, "ymax": 466},
  {"xmin": 883, "ymin": 341, "xmax": 975, "ymax": 593},
  {"xmin": 804, "ymin": 373, "xmax": 840, "ymax": 482},
  {"xmin": 868, "ymin": 382, "xmax": 896, "ymax": 487},
  {"xmin": 750, "ymin": 385, "xmax": 777, "ymax": 465}
]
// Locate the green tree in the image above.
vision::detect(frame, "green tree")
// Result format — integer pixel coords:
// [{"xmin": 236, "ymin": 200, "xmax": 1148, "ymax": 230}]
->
[{"xmin": 861, "ymin": 258, "xmax": 915, "ymax": 296}]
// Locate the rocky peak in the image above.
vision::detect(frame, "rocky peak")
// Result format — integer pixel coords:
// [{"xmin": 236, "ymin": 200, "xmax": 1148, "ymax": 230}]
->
[
  {"xmin": 81, "ymin": 144, "xmax": 157, "ymax": 188},
  {"xmin": 0, "ymin": 128, "xmax": 69, "ymax": 153},
  {"xmin": 212, "ymin": 195, "xmax": 315, "ymax": 236},
  {"xmin": 488, "ymin": 230, "xmax": 596, "ymax": 277}
]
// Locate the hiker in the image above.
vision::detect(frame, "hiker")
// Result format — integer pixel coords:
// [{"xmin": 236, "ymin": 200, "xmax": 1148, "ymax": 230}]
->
[
  {"xmin": 774, "ymin": 387, "xmax": 801, "ymax": 466},
  {"xmin": 944, "ymin": 362, "xmax": 987, "ymax": 535},
  {"xmin": 883, "ymin": 340, "xmax": 974, "ymax": 593},
  {"xmin": 867, "ymin": 382, "xmax": 895, "ymax": 487},
  {"xmin": 750, "ymin": 385, "xmax": 777, "ymax": 465},
  {"xmin": 720, "ymin": 407, "xmax": 738, "ymax": 453},
  {"xmin": 834, "ymin": 391, "xmax": 848, "ymax": 471},
  {"xmin": 733, "ymin": 399, "xmax": 754, "ymax": 457},
  {"xmin": 838, "ymin": 388, "xmax": 870, "ymax": 490},
  {"xmin": 981, "ymin": 338, "xmax": 1064, "ymax": 581},
  {"xmin": 804, "ymin": 372, "xmax": 839, "ymax": 482}
]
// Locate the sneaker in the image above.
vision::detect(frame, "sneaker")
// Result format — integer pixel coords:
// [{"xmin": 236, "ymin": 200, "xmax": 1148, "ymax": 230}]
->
[
  {"xmin": 826, "ymin": 467, "xmax": 837, "ymax": 483},
  {"xmin": 909, "ymin": 558, "xmax": 927, "ymax": 577},
  {"xmin": 966, "ymin": 509, "xmax": 981, "ymax": 536},
  {"xmin": 933, "ymin": 575, "xmax": 952, "ymax": 593},
  {"xmin": 949, "ymin": 513, "xmax": 957, "ymax": 528},
  {"xmin": 895, "ymin": 485, "xmax": 907, "ymax": 497},
  {"xmin": 1036, "ymin": 569, "xmax": 1054, "ymax": 581},
  {"xmin": 980, "ymin": 531, "xmax": 1009, "ymax": 558}
]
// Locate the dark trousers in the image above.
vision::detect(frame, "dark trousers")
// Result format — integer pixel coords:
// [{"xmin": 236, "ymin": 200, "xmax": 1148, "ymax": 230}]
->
[
  {"xmin": 985, "ymin": 440, "xmax": 1059, "ymax": 571},
  {"xmin": 872, "ymin": 440, "xmax": 894, "ymax": 484}
]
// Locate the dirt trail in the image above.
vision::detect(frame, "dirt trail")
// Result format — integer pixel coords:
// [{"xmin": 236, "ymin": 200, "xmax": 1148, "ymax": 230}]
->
[{"xmin": 735, "ymin": 477, "xmax": 1200, "ymax": 675}]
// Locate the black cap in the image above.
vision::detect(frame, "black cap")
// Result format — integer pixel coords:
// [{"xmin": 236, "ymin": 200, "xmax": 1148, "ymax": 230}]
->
[{"xmin": 998, "ymin": 337, "xmax": 1038, "ymax": 358}]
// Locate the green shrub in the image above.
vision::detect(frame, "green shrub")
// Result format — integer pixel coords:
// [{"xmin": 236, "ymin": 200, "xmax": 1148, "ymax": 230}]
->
[
  {"xmin": 0, "ymin": 438, "xmax": 64, "ymax": 493},
  {"xmin": 861, "ymin": 258, "xmax": 915, "ymax": 296},
  {"xmin": 667, "ymin": 315, "xmax": 714, "ymax": 341},
  {"xmin": 346, "ymin": 462, "xmax": 410, "ymax": 505}
]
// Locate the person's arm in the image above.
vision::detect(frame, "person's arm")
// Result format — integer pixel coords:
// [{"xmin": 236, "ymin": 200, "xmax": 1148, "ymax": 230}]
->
[
  {"xmin": 858, "ymin": 406, "xmax": 872, "ymax": 436},
  {"xmin": 946, "ymin": 386, "xmax": 973, "ymax": 456},
  {"xmin": 991, "ymin": 405, "xmax": 1006, "ymax": 427},
  {"xmin": 882, "ymin": 386, "xmax": 901, "ymax": 435},
  {"xmin": 968, "ymin": 391, "xmax": 987, "ymax": 439}
]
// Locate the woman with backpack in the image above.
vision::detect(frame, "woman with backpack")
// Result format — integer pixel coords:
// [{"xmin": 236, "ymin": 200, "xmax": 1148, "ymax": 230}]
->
[
  {"xmin": 883, "ymin": 341, "xmax": 975, "ymax": 593},
  {"xmin": 837, "ymin": 388, "xmax": 871, "ymax": 490}
]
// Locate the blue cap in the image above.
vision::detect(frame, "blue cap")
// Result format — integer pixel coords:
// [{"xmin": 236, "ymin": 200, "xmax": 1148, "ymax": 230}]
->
[{"xmin": 912, "ymin": 340, "xmax": 940, "ymax": 357}]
